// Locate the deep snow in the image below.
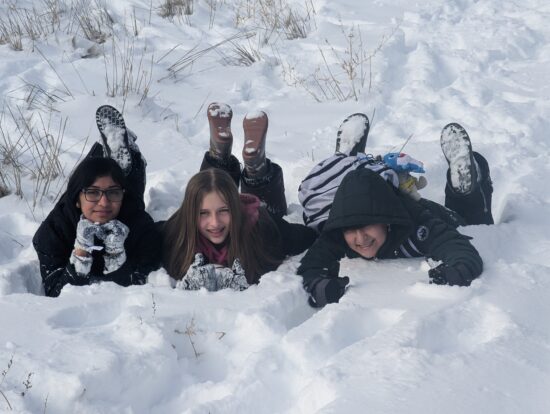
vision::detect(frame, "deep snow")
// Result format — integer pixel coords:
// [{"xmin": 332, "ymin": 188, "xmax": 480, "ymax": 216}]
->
[{"xmin": 1, "ymin": 0, "xmax": 550, "ymax": 413}]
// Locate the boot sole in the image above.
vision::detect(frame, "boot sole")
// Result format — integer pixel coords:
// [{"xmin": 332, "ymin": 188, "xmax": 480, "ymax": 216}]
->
[
  {"xmin": 440, "ymin": 123, "xmax": 477, "ymax": 193},
  {"xmin": 95, "ymin": 105, "xmax": 128, "ymax": 157},
  {"xmin": 335, "ymin": 113, "xmax": 370, "ymax": 155},
  {"xmin": 95, "ymin": 105, "xmax": 132, "ymax": 173}
]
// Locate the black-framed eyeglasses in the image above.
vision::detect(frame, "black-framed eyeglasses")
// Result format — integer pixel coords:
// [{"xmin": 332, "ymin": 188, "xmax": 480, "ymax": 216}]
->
[{"xmin": 81, "ymin": 187, "xmax": 125, "ymax": 202}]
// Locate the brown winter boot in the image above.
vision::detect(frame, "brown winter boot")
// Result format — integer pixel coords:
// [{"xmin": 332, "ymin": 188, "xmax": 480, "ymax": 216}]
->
[
  {"xmin": 207, "ymin": 102, "xmax": 233, "ymax": 161},
  {"xmin": 242, "ymin": 110, "xmax": 268, "ymax": 177}
]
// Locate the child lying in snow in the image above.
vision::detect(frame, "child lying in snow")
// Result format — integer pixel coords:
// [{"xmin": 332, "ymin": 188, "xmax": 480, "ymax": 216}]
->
[
  {"xmin": 299, "ymin": 114, "xmax": 432, "ymax": 232},
  {"xmin": 297, "ymin": 118, "xmax": 494, "ymax": 307},
  {"xmin": 160, "ymin": 103, "xmax": 316, "ymax": 290},
  {"xmin": 33, "ymin": 105, "xmax": 161, "ymax": 297}
]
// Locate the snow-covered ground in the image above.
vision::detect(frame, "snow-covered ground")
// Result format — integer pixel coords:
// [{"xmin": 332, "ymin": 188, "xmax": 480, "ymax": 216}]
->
[{"xmin": 1, "ymin": 0, "xmax": 550, "ymax": 412}]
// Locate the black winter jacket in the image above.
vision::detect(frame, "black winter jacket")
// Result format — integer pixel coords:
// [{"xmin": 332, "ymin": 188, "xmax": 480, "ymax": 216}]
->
[
  {"xmin": 297, "ymin": 168, "xmax": 483, "ymax": 297},
  {"xmin": 33, "ymin": 189, "xmax": 161, "ymax": 297}
]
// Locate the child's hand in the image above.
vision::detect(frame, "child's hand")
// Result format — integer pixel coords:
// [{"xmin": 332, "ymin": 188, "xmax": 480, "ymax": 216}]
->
[
  {"xmin": 309, "ymin": 276, "xmax": 350, "ymax": 307},
  {"xmin": 101, "ymin": 219, "xmax": 129, "ymax": 274},
  {"xmin": 428, "ymin": 263, "xmax": 471, "ymax": 286},
  {"xmin": 213, "ymin": 259, "xmax": 249, "ymax": 291},
  {"xmin": 101, "ymin": 219, "xmax": 129, "ymax": 255},
  {"xmin": 75, "ymin": 216, "xmax": 104, "ymax": 253}
]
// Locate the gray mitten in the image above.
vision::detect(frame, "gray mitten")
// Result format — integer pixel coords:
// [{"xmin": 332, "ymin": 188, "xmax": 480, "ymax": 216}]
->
[
  {"xmin": 101, "ymin": 219, "xmax": 129, "ymax": 274},
  {"xmin": 214, "ymin": 259, "xmax": 249, "ymax": 291},
  {"xmin": 69, "ymin": 251, "xmax": 93, "ymax": 276},
  {"xmin": 75, "ymin": 215, "xmax": 105, "ymax": 253},
  {"xmin": 101, "ymin": 219, "xmax": 129, "ymax": 255},
  {"xmin": 71, "ymin": 216, "xmax": 104, "ymax": 276},
  {"xmin": 177, "ymin": 253, "xmax": 218, "ymax": 291}
]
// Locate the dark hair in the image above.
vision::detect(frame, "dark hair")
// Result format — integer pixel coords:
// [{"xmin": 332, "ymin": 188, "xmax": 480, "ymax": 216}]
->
[
  {"xmin": 66, "ymin": 157, "xmax": 127, "ymax": 205},
  {"xmin": 162, "ymin": 168, "xmax": 280, "ymax": 284}
]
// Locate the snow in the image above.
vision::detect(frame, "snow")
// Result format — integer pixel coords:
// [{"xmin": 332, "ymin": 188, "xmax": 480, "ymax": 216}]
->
[
  {"xmin": 1, "ymin": 0, "xmax": 550, "ymax": 413},
  {"xmin": 207, "ymin": 103, "xmax": 232, "ymax": 118},
  {"xmin": 337, "ymin": 115, "xmax": 368, "ymax": 154}
]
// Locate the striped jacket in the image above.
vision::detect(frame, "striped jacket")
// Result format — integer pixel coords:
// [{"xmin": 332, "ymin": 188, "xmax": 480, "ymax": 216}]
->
[{"xmin": 298, "ymin": 153, "xmax": 399, "ymax": 231}]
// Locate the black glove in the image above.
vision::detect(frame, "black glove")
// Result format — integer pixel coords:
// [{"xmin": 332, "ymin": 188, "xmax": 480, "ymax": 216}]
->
[
  {"xmin": 429, "ymin": 264, "xmax": 470, "ymax": 286},
  {"xmin": 309, "ymin": 276, "xmax": 350, "ymax": 308}
]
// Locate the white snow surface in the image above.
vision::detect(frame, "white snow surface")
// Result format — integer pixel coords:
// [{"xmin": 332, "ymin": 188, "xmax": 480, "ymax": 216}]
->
[{"xmin": 1, "ymin": 0, "xmax": 550, "ymax": 413}]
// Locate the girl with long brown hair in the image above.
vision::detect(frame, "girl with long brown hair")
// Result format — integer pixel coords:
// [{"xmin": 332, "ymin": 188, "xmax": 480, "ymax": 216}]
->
[{"xmin": 161, "ymin": 103, "xmax": 316, "ymax": 290}]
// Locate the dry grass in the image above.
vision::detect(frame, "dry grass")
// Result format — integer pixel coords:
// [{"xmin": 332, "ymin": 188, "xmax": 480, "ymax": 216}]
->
[
  {"xmin": 103, "ymin": 35, "xmax": 155, "ymax": 109},
  {"xmin": 280, "ymin": 21, "xmax": 400, "ymax": 102},
  {"xmin": 158, "ymin": 0, "xmax": 194, "ymax": 21},
  {"xmin": 160, "ymin": 31, "xmax": 252, "ymax": 80},
  {"xmin": 0, "ymin": 104, "xmax": 69, "ymax": 208},
  {"xmin": 233, "ymin": 0, "xmax": 315, "ymax": 42},
  {"xmin": 0, "ymin": 0, "xmax": 61, "ymax": 51}
]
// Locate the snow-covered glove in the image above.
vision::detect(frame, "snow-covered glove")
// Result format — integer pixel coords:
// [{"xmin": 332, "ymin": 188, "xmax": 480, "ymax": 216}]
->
[
  {"xmin": 429, "ymin": 263, "xmax": 472, "ymax": 286},
  {"xmin": 101, "ymin": 219, "xmax": 129, "ymax": 274},
  {"xmin": 69, "ymin": 251, "xmax": 93, "ymax": 276},
  {"xmin": 74, "ymin": 215, "xmax": 105, "ymax": 253},
  {"xmin": 213, "ymin": 259, "xmax": 249, "ymax": 291},
  {"xmin": 308, "ymin": 276, "xmax": 350, "ymax": 308},
  {"xmin": 177, "ymin": 253, "xmax": 218, "ymax": 291}
]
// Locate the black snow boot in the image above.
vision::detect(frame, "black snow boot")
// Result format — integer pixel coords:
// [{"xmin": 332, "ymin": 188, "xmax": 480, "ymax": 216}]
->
[
  {"xmin": 335, "ymin": 113, "xmax": 370, "ymax": 156},
  {"xmin": 95, "ymin": 105, "xmax": 132, "ymax": 175},
  {"xmin": 441, "ymin": 123, "xmax": 494, "ymax": 225}
]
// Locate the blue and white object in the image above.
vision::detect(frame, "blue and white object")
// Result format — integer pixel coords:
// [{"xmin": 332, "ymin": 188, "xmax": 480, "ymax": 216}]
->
[{"xmin": 383, "ymin": 152, "xmax": 426, "ymax": 173}]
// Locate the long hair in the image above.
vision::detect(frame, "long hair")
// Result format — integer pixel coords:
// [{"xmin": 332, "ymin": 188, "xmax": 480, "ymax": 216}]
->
[{"xmin": 162, "ymin": 168, "xmax": 281, "ymax": 283}]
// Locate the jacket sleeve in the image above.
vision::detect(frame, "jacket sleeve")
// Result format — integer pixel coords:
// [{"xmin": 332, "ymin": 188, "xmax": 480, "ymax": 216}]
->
[
  {"xmin": 271, "ymin": 215, "xmax": 318, "ymax": 256},
  {"xmin": 403, "ymin": 196, "xmax": 483, "ymax": 286},
  {"xmin": 32, "ymin": 215, "xmax": 89, "ymax": 297},
  {"xmin": 35, "ymin": 250, "xmax": 89, "ymax": 297},
  {"xmin": 296, "ymin": 231, "xmax": 347, "ymax": 294}
]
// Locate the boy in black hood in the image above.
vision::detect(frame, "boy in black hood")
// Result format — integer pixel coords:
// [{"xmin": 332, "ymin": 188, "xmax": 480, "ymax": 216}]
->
[{"xmin": 297, "ymin": 122, "xmax": 493, "ymax": 307}]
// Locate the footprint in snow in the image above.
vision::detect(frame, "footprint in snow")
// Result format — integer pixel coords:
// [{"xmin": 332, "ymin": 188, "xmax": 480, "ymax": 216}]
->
[{"xmin": 413, "ymin": 300, "xmax": 515, "ymax": 354}]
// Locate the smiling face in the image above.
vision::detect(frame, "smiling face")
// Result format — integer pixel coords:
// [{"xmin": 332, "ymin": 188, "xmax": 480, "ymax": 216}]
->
[
  {"xmin": 198, "ymin": 191, "xmax": 231, "ymax": 244},
  {"xmin": 343, "ymin": 223, "xmax": 388, "ymax": 259},
  {"xmin": 77, "ymin": 175, "xmax": 123, "ymax": 224}
]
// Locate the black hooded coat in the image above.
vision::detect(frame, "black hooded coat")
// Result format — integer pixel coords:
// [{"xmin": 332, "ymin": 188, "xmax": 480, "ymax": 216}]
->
[
  {"xmin": 297, "ymin": 168, "xmax": 483, "ymax": 296},
  {"xmin": 33, "ymin": 183, "xmax": 161, "ymax": 297}
]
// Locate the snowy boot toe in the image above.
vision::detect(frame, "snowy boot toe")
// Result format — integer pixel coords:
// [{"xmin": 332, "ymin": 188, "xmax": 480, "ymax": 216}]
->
[
  {"xmin": 207, "ymin": 102, "xmax": 233, "ymax": 161},
  {"xmin": 335, "ymin": 113, "xmax": 370, "ymax": 155},
  {"xmin": 440, "ymin": 123, "xmax": 479, "ymax": 194},
  {"xmin": 242, "ymin": 110, "xmax": 268, "ymax": 177},
  {"xmin": 95, "ymin": 105, "xmax": 132, "ymax": 175}
]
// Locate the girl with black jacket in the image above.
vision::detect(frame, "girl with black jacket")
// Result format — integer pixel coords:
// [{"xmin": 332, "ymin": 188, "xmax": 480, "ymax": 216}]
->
[
  {"xmin": 33, "ymin": 106, "xmax": 161, "ymax": 297},
  {"xmin": 297, "ymin": 122, "xmax": 494, "ymax": 307}
]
